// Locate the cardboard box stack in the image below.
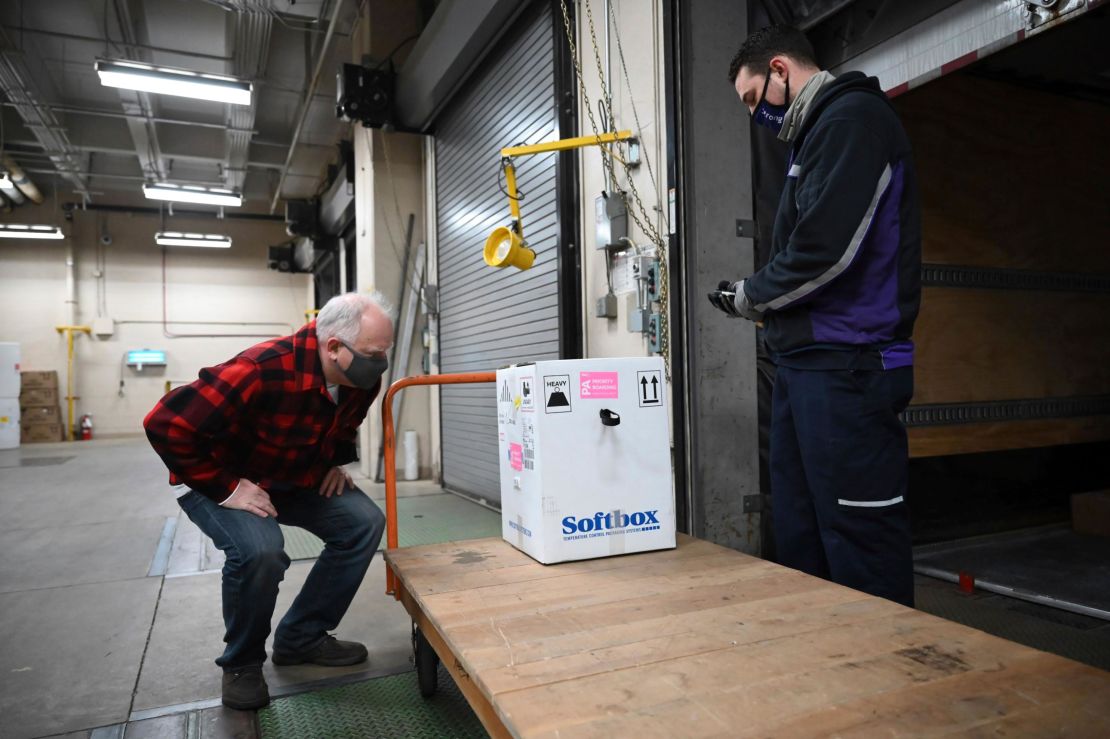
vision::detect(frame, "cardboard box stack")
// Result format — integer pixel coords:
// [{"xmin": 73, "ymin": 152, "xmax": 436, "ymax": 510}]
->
[
  {"xmin": 20, "ymin": 371, "xmax": 64, "ymax": 443},
  {"xmin": 1072, "ymin": 491, "xmax": 1110, "ymax": 538}
]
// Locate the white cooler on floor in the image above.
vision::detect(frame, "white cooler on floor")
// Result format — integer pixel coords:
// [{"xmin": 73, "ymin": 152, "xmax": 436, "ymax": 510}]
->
[
  {"xmin": 0, "ymin": 342, "xmax": 20, "ymax": 450},
  {"xmin": 496, "ymin": 357, "xmax": 675, "ymax": 564},
  {"xmin": 0, "ymin": 398, "xmax": 19, "ymax": 450}
]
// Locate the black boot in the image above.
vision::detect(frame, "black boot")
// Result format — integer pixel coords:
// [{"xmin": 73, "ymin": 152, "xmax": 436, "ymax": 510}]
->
[
  {"xmin": 222, "ymin": 665, "xmax": 270, "ymax": 710},
  {"xmin": 272, "ymin": 634, "xmax": 368, "ymax": 667}
]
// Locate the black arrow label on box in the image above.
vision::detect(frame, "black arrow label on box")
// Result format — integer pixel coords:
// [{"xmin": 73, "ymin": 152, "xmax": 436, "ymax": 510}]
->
[{"xmin": 638, "ymin": 371, "xmax": 661, "ymax": 406}]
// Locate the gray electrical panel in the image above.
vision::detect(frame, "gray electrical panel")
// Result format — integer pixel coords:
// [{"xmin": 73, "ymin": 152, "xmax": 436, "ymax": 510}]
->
[{"xmin": 595, "ymin": 191, "xmax": 627, "ymax": 249}]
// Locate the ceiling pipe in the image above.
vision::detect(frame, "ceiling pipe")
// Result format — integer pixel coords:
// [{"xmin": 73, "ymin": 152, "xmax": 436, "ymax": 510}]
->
[
  {"xmin": 22, "ymin": 168, "xmax": 168, "ymax": 182},
  {"xmin": 268, "ymin": 0, "xmax": 346, "ymax": 213},
  {"xmin": 1, "ymin": 154, "xmax": 44, "ymax": 204},
  {"xmin": 1, "ymin": 101, "xmax": 256, "ymax": 133},
  {"xmin": 3, "ymin": 26, "xmax": 234, "ymax": 62},
  {"xmin": 23, "ymin": 167, "xmax": 266, "ymax": 187},
  {"xmin": 63, "ymin": 201, "xmax": 284, "ymax": 222}
]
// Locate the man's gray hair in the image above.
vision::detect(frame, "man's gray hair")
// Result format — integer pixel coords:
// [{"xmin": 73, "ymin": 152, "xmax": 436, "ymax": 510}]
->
[{"xmin": 315, "ymin": 291, "xmax": 395, "ymax": 344}]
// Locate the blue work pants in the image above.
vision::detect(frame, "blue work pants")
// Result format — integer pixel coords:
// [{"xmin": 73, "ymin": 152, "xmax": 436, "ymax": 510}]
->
[
  {"xmin": 177, "ymin": 484, "xmax": 385, "ymax": 670},
  {"xmin": 770, "ymin": 366, "xmax": 915, "ymax": 606}
]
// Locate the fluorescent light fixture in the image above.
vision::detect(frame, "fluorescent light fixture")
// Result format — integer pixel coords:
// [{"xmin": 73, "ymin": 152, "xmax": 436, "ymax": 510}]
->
[
  {"xmin": 95, "ymin": 59, "xmax": 252, "ymax": 106},
  {"xmin": 143, "ymin": 183, "xmax": 243, "ymax": 207},
  {"xmin": 155, "ymin": 231, "xmax": 232, "ymax": 248},
  {"xmin": 0, "ymin": 223, "xmax": 65, "ymax": 240},
  {"xmin": 127, "ymin": 349, "xmax": 167, "ymax": 368}
]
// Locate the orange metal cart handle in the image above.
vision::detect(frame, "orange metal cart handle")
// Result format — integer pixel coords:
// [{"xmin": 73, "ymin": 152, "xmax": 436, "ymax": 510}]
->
[{"xmin": 382, "ymin": 372, "xmax": 497, "ymax": 595}]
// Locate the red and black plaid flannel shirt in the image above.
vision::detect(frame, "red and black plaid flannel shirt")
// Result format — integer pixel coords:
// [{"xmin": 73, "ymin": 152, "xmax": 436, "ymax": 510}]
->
[{"xmin": 144, "ymin": 321, "xmax": 378, "ymax": 502}]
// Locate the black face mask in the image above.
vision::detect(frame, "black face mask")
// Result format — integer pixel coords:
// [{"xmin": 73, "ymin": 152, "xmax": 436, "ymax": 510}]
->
[
  {"xmin": 752, "ymin": 67, "xmax": 790, "ymax": 133},
  {"xmin": 336, "ymin": 340, "xmax": 388, "ymax": 390}
]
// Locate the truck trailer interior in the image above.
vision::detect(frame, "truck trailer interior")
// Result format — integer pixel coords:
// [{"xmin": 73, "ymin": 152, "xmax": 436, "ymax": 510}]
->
[{"xmin": 844, "ymin": 5, "xmax": 1110, "ymax": 660}]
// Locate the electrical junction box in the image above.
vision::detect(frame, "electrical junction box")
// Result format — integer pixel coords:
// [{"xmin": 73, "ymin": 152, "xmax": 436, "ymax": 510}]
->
[
  {"xmin": 595, "ymin": 191, "xmax": 628, "ymax": 249},
  {"xmin": 91, "ymin": 317, "xmax": 114, "ymax": 338},
  {"xmin": 595, "ymin": 293, "xmax": 617, "ymax": 319},
  {"xmin": 496, "ymin": 357, "xmax": 674, "ymax": 564}
]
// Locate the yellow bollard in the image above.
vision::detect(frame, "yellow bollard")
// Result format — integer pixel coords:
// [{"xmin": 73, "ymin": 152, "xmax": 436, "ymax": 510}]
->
[{"xmin": 54, "ymin": 325, "xmax": 92, "ymax": 441}]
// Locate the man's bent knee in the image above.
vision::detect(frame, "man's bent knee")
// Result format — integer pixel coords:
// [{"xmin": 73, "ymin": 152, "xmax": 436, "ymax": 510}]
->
[
  {"xmin": 345, "ymin": 492, "xmax": 385, "ymax": 553},
  {"xmin": 236, "ymin": 540, "xmax": 290, "ymax": 574}
]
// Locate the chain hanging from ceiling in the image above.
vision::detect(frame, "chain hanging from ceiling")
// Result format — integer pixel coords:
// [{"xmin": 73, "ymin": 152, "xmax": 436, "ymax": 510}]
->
[{"xmin": 557, "ymin": 0, "xmax": 672, "ymax": 380}]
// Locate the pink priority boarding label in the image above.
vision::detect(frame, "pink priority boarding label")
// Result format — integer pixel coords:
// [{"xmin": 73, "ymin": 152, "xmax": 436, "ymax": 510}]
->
[{"xmin": 579, "ymin": 372, "xmax": 619, "ymax": 400}]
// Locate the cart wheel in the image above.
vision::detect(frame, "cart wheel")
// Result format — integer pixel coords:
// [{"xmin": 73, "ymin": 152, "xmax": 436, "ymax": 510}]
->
[{"xmin": 414, "ymin": 626, "xmax": 439, "ymax": 697}]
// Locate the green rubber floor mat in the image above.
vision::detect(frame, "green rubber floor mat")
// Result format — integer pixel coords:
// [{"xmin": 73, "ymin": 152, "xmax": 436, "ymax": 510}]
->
[
  {"xmin": 393, "ymin": 494, "xmax": 501, "ymax": 549},
  {"xmin": 280, "ymin": 525, "xmax": 327, "ymax": 561},
  {"xmin": 281, "ymin": 494, "xmax": 501, "ymax": 561},
  {"xmin": 259, "ymin": 665, "xmax": 490, "ymax": 739}
]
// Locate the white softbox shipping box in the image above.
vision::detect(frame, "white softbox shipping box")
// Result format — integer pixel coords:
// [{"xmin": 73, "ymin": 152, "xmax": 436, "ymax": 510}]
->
[{"xmin": 496, "ymin": 357, "xmax": 675, "ymax": 564}]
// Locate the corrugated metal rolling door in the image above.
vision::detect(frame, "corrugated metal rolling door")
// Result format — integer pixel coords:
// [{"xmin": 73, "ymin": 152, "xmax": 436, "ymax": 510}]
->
[{"xmin": 435, "ymin": 3, "xmax": 561, "ymax": 505}]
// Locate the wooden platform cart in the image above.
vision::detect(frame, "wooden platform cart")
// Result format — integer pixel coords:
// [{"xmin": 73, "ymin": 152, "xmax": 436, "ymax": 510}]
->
[{"xmin": 381, "ymin": 375, "xmax": 1110, "ymax": 738}]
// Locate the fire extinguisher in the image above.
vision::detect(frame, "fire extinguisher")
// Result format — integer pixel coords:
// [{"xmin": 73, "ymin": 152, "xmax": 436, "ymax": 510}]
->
[{"xmin": 79, "ymin": 414, "xmax": 93, "ymax": 441}]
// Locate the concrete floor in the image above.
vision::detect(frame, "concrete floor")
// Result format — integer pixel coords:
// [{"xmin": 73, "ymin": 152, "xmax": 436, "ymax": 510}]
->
[
  {"xmin": 6, "ymin": 438, "xmax": 1105, "ymax": 738},
  {"xmin": 0, "ymin": 437, "xmax": 438, "ymax": 739}
]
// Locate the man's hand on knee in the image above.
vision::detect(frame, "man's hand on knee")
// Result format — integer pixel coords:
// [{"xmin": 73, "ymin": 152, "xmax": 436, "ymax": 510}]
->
[
  {"xmin": 320, "ymin": 466, "xmax": 353, "ymax": 498},
  {"xmin": 224, "ymin": 479, "xmax": 279, "ymax": 518}
]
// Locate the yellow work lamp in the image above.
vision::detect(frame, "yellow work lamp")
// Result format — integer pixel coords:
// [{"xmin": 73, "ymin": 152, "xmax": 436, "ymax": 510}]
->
[
  {"xmin": 485, "ymin": 130, "xmax": 635, "ymax": 271},
  {"xmin": 483, "ymin": 224, "xmax": 534, "ymax": 270}
]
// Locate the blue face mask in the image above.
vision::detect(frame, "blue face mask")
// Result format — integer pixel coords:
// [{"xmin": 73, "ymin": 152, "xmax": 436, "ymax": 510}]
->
[{"xmin": 752, "ymin": 68, "xmax": 790, "ymax": 133}]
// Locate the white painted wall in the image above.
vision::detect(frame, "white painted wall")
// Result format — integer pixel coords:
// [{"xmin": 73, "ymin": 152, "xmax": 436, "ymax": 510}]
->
[
  {"xmin": 575, "ymin": 0, "xmax": 671, "ymax": 360},
  {"xmin": 0, "ymin": 201, "xmax": 310, "ymax": 438},
  {"xmin": 353, "ymin": 126, "xmax": 433, "ymax": 480},
  {"xmin": 351, "ymin": 0, "xmax": 435, "ymax": 481}
]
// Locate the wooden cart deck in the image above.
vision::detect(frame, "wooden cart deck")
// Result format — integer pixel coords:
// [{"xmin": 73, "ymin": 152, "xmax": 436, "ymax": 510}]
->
[{"xmin": 385, "ymin": 534, "xmax": 1110, "ymax": 738}]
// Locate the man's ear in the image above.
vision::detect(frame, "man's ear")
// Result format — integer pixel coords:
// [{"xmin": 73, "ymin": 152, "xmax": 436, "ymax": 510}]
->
[{"xmin": 769, "ymin": 55, "xmax": 789, "ymax": 81}]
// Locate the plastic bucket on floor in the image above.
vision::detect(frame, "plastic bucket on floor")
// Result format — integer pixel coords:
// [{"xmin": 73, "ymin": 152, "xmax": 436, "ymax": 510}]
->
[{"xmin": 403, "ymin": 429, "xmax": 419, "ymax": 481}]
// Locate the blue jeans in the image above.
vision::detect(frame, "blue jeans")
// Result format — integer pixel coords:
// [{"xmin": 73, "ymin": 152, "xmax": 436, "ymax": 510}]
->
[
  {"xmin": 770, "ymin": 366, "xmax": 915, "ymax": 607},
  {"xmin": 177, "ymin": 484, "xmax": 385, "ymax": 670}
]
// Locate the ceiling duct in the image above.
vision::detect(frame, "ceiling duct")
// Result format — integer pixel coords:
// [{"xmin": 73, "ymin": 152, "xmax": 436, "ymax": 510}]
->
[
  {"xmin": 1, "ymin": 155, "xmax": 38, "ymax": 204},
  {"xmin": 109, "ymin": 0, "xmax": 169, "ymax": 183},
  {"xmin": 226, "ymin": 13, "xmax": 273, "ymax": 193},
  {"xmin": 318, "ymin": 152, "xmax": 354, "ymax": 236},
  {"xmin": 0, "ymin": 29, "xmax": 87, "ymax": 195}
]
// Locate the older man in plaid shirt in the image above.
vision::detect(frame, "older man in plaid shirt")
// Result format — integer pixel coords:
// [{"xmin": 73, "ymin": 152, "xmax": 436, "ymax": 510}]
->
[{"xmin": 145, "ymin": 292, "xmax": 393, "ymax": 711}]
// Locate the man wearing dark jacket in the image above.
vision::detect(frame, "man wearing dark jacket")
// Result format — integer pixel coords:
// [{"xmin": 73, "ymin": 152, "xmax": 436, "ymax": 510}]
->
[
  {"xmin": 710, "ymin": 26, "xmax": 921, "ymax": 606},
  {"xmin": 144, "ymin": 292, "xmax": 392, "ymax": 709}
]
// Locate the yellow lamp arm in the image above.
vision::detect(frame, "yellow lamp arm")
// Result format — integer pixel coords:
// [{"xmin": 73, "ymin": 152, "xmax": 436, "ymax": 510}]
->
[
  {"xmin": 487, "ymin": 130, "xmax": 634, "ymax": 272},
  {"xmin": 502, "ymin": 160, "xmax": 523, "ymax": 236},
  {"xmin": 500, "ymin": 130, "xmax": 634, "ymax": 158}
]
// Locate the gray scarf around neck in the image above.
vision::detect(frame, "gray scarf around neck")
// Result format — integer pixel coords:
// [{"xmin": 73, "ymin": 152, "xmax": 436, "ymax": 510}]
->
[{"xmin": 778, "ymin": 70, "xmax": 836, "ymax": 143}]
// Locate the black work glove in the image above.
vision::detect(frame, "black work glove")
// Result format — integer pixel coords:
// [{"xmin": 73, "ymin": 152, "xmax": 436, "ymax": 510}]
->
[{"xmin": 707, "ymin": 279, "xmax": 763, "ymax": 322}]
